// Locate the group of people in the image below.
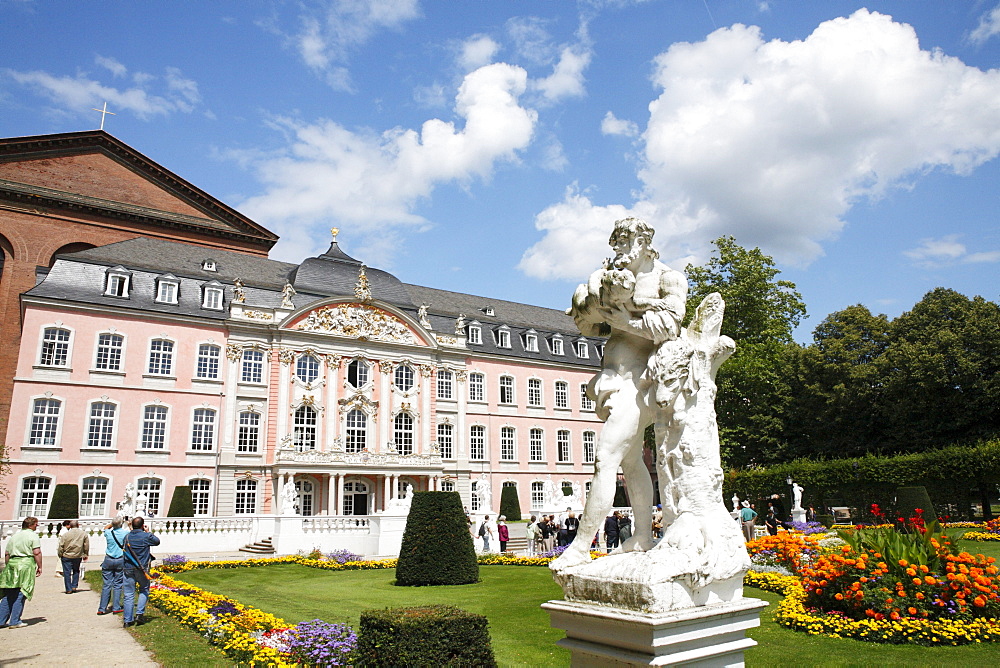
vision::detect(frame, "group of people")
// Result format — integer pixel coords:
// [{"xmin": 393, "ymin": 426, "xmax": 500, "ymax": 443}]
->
[
  {"xmin": 737, "ymin": 499, "xmax": 820, "ymax": 541},
  {"xmin": 0, "ymin": 515, "xmax": 160, "ymax": 630},
  {"xmin": 525, "ymin": 513, "xmax": 580, "ymax": 555},
  {"xmin": 474, "ymin": 515, "xmax": 510, "ymax": 553}
]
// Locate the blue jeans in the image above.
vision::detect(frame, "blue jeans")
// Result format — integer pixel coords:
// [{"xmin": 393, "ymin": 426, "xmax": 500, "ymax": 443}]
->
[
  {"xmin": 61, "ymin": 557, "xmax": 82, "ymax": 592},
  {"xmin": 0, "ymin": 588, "xmax": 27, "ymax": 626},
  {"xmin": 481, "ymin": 535, "xmax": 490, "ymax": 551},
  {"xmin": 123, "ymin": 566, "xmax": 150, "ymax": 623},
  {"xmin": 99, "ymin": 556, "xmax": 125, "ymax": 612}
]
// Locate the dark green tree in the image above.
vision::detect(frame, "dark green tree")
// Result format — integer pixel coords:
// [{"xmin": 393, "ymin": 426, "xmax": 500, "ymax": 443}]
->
[
  {"xmin": 49, "ymin": 483, "xmax": 79, "ymax": 519},
  {"xmin": 167, "ymin": 484, "xmax": 195, "ymax": 517},
  {"xmin": 498, "ymin": 484, "xmax": 521, "ymax": 521},
  {"xmin": 685, "ymin": 236, "xmax": 807, "ymax": 466},
  {"xmin": 395, "ymin": 491, "xmax": 478, "ymax": 586}
]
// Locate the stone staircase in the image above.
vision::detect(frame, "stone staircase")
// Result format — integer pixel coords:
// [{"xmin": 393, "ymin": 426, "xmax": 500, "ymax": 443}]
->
[
  {"xmin": 502, "ymin": 535, "xmax": 527, "ymax": 553},
  {"xmin": 239, "ymin": 537, "xmax": 275, "ymax": 554}
]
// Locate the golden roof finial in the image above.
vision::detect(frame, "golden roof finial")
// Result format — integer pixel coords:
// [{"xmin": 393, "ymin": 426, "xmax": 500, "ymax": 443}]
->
[{"xmin": 330, "ymin": 227, "xmax": 339, "ymax": 241}]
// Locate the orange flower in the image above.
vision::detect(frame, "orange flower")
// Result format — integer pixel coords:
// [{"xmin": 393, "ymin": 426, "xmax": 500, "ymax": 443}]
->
[
  {"xmin": 924, "ymin": 576, "xmax": 936, "ymax": 585},
  {"xmin": 974, "ymin": 596, "xmax": 986, "ymax": 607},
  {"xmin": 907, "ymin": 607, "xmax": 917, "ymax": 615},
  {"xmin": 898, "ymin": 559, "xmax": 908, "ymax": 567}
]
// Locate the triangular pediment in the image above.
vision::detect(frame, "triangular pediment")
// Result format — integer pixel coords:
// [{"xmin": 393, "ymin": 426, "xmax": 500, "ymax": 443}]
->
[
  {"xmin": 284, "ymin": 300, "xmax": 434, "ymax": 347},
  {"xmin": 0, "ymin": 131, "xmax": 276, "ymax": 249}
]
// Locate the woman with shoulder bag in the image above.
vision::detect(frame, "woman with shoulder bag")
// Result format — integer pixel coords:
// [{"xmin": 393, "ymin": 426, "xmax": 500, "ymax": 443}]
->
[{"xmin": 98, "ymin": 517, "xmax": 128, "ymax": 615}]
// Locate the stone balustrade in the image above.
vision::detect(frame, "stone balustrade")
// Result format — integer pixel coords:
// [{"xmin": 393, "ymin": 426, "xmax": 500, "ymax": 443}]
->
[{"xmin": 275, "ymin": 449, "xmax": 442, "ymax": 467}]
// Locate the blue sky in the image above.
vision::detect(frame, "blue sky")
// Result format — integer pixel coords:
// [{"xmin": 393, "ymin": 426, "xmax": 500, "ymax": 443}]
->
[{"xmin": 3, "ymin": 1, "xmax": 1000, "ymax": 341}]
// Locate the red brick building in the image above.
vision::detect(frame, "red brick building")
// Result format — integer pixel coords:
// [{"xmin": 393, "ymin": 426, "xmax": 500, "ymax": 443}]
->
[{"xmin": 0, "ymin": 130, "xmax": 278, "ymax": 440}]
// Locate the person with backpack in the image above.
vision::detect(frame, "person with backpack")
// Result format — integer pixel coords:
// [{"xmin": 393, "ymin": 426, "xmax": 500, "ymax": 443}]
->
[
  {"xmin": 122, "ymin": 516, "xmax": 159, "ymax": 627},
  {"xmin": 477, "ymin": 515, "xmax": 494, "ymax": 552}
]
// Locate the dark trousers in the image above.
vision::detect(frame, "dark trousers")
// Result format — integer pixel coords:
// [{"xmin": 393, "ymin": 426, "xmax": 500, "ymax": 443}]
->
[{"xmin": 61, "ymin": 557, "xmax": 82, "ymax": 592}]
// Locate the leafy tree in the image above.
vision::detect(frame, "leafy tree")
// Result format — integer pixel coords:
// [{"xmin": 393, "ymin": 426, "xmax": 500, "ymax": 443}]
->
[{"xmin": 685, "ymin": 236, "xmax": 807, "ymax": 466}]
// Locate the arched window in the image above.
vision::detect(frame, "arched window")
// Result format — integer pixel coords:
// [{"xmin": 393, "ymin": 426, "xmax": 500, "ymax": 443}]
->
[
  {"xmin": 190, "ymin": 479, "xmax": 211, "ymax": 516},
  {"xmin": 347, "ymin": 359, "xmax": 369, "ymax": 388},
  {"xmin": 196, "ymin": 344, "xmax": 221, "ymax": 379},
  {"xmin": 437, "ymin": 369, "xmax": 453, "ymax": 399},
  {"xmin": 554, "ymin": 381, "xmax": 568, "ymax": 409},
  {"xmin": 137, "ymin": 477, "xmax": 162, "ymax": 517},
  {"xmin": 237, "ymin": 411, "xmax": 260, "ymax": 452},
  {"xmin": 394, "ymin": 365, "xmax": 414, "ymax": 392},
  {"xmin": 470, "ymin": 481, "xmax": 481, "ymax": 511},
  {"xmin": 296, "ymin": 479, "xmax": 315, "ymax": 516},
  {"xmin": 29, "ymin": 398, "xmax": 61, "ymax": 446},
  {"xmin": 235, "ymin": 479, "xmax": 257, "ymax": 514},
  {"xmin": 527, "ymin": 378, "xmax": 542, "ymax": 406},
  {"xmin": 469, "ymin": 425, "xmax": 485, "ymax": 460},
  {"xmin": 531, "ymin": 482, "xmax": 544, "ymax": 509},
  {"xmin": 345, "ymin": 409, "xmax": 367, "ymax": 453},
  {"xmin": 87, "ymin": 401, "xmax": 117, "ymax": 449},
  {"xmin": 81, "ymin": 476, "xmax": 109, "ymax": 517},
  {"xmin": 95, "ymin": 333, "xmax": 124, "ymax": 371},
  {"xmin": 18, "ymin": 476, "xmax": 52, "ymax": 517},
  {"xmin": 583, "ymin": 431, "xmax": 596, "ymax": 463},
  {"xmin": 501, "ymin": 426, "xmax": 516, "ymax": 461},
  {"xmin": 529, "ymin": 428, "xmax": 544, "ymax": 461},
  {"xmin": 39, "ymin": 327, "xmax": 71, "ymax": 367},
  {"xmin": 393, "ymin": 413, "xmax": 414, "ymax": 455},
  {"xmin": 140, "ymin": 405, "xmax": 169, "ymax": 450},
  {"xmin": 147, "ymin": 339, "xmax": 174, "ymax": 376},
  {"xmin": 557, "ymin": 430, "xmax": 571, "ymax": 462},
  {"xmin": 191, "ymin": 408, "xmax": 216, "ymax": 451},
  {"xmin": 294, "ymin": 406, "xmax": 317, "ymax": 451},
  {"xmin": 440, "ymin": 480, "xmax": 455, "ymax": 492},
  {"xmin": 296, "ymin": 354, "xmax": 320, "ymax": 384},
  {"xmin": 469, "ymin": 372, "xmax": 485, "ymax": 402},
  {"xmin": 343, "ymin": 480, "xmax": 369, "ymax": 515},
  {"xmin": 499, "ymin": 376, "xmax": 514, "ymax": 404}
]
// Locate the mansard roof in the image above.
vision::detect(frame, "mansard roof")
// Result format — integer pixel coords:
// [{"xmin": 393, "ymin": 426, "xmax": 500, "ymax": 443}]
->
[
  {"xmin": 0, "ymin": 130, "xmax": 277, "ymax": 251},
  {"xmin": 26, "ymin": 235, "xmax": 602, "ymax": 365}
]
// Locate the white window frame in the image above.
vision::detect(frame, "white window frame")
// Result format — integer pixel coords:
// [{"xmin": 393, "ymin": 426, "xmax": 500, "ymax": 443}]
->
[
  {"xmin": 137, "ymin": 476, "xmax": 163, "ymax": 517},
  {"xmin": 551, "ymin": 336, "xmax": 564, "ymax": 356},
  {"xmin": 529, "ymin": 428, "xmax": 544, "ymax": 462},
  {"xmin": 467, "ymin": 322, "xmax": 482, "ymax": 345},
  {"xmin": 496, "ymin": 326, "xmax": 511, "ymax": 349},
  {"xmin": 105, "ymin": 267, "xmax": 131, "ymax": 298},
  {"xmin": 195, "ymin": 343, "xmax": 221, "ymax": 380},
  {"xmin": 440, "ymin": 480, "xmax": 455, "ymax": 492},
  {"xmin": 500, "ymin": 426, "xmax": 516, "ymax": 461},
  {"xmin": 469, "ymin": 424, "xmax": 486, "ymax": 460},
  {"xmin": 581, "ymin": 384, "xmax": 595, "ymax": 411},
  {"xmin": 235, "ymin": 479, "xmax": 257, "ymax": 515},
  {"xmin": 93, "ymin": 332, "xmax": 125, "ymax": 372},
  {"xmin": 576, "ymin": 339, "xmax": 589, "ymax": 358},
  {"xmin": 394, "ymin": 364, "xmax": 415, "ymax": 392},
  {"xmin": 437, "ymin": 369, "xmax": 453, "ymax": 400},
  {"xmin": 140, "ymin": 403, "xmax": 170, "ymax": 451},
  {"xmin": 28, "ymin": 396, "xmax": 62, "ymax": 447},
  {"xmin": 531, "ymin": 481, "xmax": 544, "ymax": 510},
  {"xmin": 555, "ymin": 381, "xmax": 569, "ymax": 409},
  {"xmin": 557, "ymin": 429, "xmax": 571, "ymax": 463},
  {"xmin": 293, "ymin": 405, "xmax": 318, "ymax": 452},
  {"xmin": 437, "ymin": 422, "xmax": 454, "ymax": 459},
  {"xmin": 237, "ymin": 410, "xmax": 261, "ymax": 453},
  {"xmin": 347, "ymin": 359, "xmax": 370, "ymax": 388},
  {"xmin": 147, "ymin": 338, "xmax": 175, "ymax": 376},
  {"xmin": 38, "ymin": 326, "xmax": 72, "ymax": 367},
  {"xmin": 85, "ymin": 399, "xmax": 118, "ymax": 449},
  {"xmin": 80, "ymin": 476, "xmax": 110, "ymax": 517},
  {"xmin": 202, "ymin": 285, "xmax": 224, "ymax": 310},
  {"xmin": 155, "ymin": 275, "xmax": 179, "ymax": 304},
  {"xmin": 393, "ymin": 412, "xmax": 414, "ymax": 455},
  {"xmin": 189, "ymin": 478, "xmax": 212, "ymax": 516},
  {"xmin": 499, "ymin": 375, "xmax": 515, "ymax": 405},
  {"xmin": 345, "ymin": 409, "xmax": 368, "ymax": 453},
  {"xmin": 18, "ymin": 475, "xmax": 52, "ymax": 518},
  {"xmin": 296, "ymin": 354, "xmax": 321, "ymax": 384},
  {"xmin": 527, "ymin": 377, "xmax": 543, "ymax": 407},
  {"xmin": 583, "ymin": 431, "xmax": 596, "ymax": 463},
  {"xmin": 241, "ymin": 348, "xmax": 265, "ymax": 384},
  {"xmin": 525, "ymin": 330, "xmax": 538, "ymax": 352},
  {"xmin": 469, "ymin": 372, "xmax": 485, "ymax": 402},
  {"xmin": 190, "ymin": 407, "xmax": 216, "ymax": 451}
]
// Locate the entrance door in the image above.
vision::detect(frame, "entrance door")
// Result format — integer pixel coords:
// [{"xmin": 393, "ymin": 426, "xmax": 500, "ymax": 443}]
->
[
  {"xmin": 296, "ymin": 479, "xmax": 314, "ymax": 516},
  {"xmin": 342, "ymin": 481, "xmax": 369, "ymax": 515},
  {"xmin": 352, "ymin": 493, "xmax": 368, "ymax": 515}
]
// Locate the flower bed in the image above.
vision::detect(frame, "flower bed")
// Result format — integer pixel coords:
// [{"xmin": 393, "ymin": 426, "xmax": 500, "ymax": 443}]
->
[{"xmin": 964, "ymin": 532, "xmax": 1000, "ymax": 542}]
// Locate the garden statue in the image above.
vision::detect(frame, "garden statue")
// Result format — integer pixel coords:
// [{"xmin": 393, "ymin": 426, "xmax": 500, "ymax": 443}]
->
[
  {"xmin": 476, "ymin": 472, "xmax": 492, "ymax": 513},
  {"xmin": 133, "ymin": 490, "xmax": 149, "ymax": 518},
  {"xmin": 792, "ymin": 481, "xmax": 804, "ymax": 511},
  {"xmin": 550, "ymin": 217, "xmax": 752, "ymax": 614},
  {"xmin": 120, "ymin": 483, "xmax": 136, "ymax": 518},
  {"xmin": 732, "ymin": 493, "xmax": 740, "ymax": 513},
  {"xmin": 281, "ymin": 480, "xmax": 299, "ymax": 515}
]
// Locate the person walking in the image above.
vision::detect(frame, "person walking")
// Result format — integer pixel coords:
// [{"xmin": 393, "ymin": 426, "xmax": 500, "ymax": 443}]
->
[
  {"xmin": 477, "ymin": 516, "xmax": 492, "ymax": 553},
  {"xmin": 122, "ymin": 516, "xmax": 160, "ymax": 627},
  {"xmin": 740, "ymin": 500, "xmax": 758, "ymax": 542},
  {"xmin": 618, "ymin": 511, "xmax": 633, "ymax": 545},
  {"xmin": 57, "ymin": 519, "xmax": 89, "ymax": 594},
  {"xmin": 525, "ymin": 516, "xmax": 539, "ymax": 556},
  {"xmin": 98, "ymin": 517, "xmax": 129, "ymax": 615},
  {"xmin": 497, "ymin": 516, "xmax": 509, "ymax": 552},
  {"xmin": 604, "ymin": 512, "xmax": 620, "ymax": 552},
  {"xmin": 0, "ymin": 517, "xmax": 43, "ymax": 629}
]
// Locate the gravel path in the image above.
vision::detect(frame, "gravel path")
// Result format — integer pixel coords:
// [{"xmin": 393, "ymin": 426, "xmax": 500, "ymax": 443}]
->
[{"xmin": 1, "ymin": 556, "xmax": 158, "ymax": 667}]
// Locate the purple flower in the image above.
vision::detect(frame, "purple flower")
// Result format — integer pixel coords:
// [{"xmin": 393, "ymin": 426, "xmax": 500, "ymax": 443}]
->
[
  {"xmin": 207, "ymin": 600, "xmax": 240, "ymax": 616},
  {"xmin": 324, "ymin": 549, "xmax": 363, "ymax": 564},
  {"xmin": 288, "ymin": 619, "xmax": 358, "ymax": 666}
]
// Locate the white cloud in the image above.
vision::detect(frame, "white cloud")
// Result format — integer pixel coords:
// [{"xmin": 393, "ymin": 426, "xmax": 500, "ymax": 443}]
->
[
  {"xmin": 601, "ymin": 111, "xmax": 638, "ymax": 137},
  {"xmin": 541, "ymin": 137, "xmax": 568, "ymax": 172},
  {"xmin": 506, "ymin": 16, "xmax": 554, "ymax": 65},
  {"xmin": 5, "ymin": 65, "xmax": 202, "ymax": 118},
  {"xmin": 459, "ymin": 34, "xmax": 499, "ymax": 72},
  {"xmin": 532, "ymin": 46, "xmax": 591, "ymax": 103},
  {"xmin": 95, "ymin": 55, "xmax": 126, "ymax": 78},
  {"xmin": 240, "ymin": 63, "xmax": 537, "ymax": 263},
  {"xmin": 292, "ymin": 0, "xmax": 420, "ymax": 91},
  {"xmin": 520, "ymin": 10, "xmax": 1000, "ymax": 280},
  {"xmin": 904, "ymin": 235, "xmax": 1000, "ymax": 266},
  {"xmin": 970, "ymin": 3, "xmax": 1000, "ymax": 45}
]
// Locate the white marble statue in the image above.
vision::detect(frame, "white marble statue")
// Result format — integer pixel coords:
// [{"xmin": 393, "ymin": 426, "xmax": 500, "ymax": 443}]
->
[
  {"xmin": 281, "ymin": 480, "xmax": 299, "ymax": 515},
  {"xmin": 418, "ymin": 303, "xmax": 431, "ymax": 329},
  {"xmin": 542, "ymin": 476, "xmax": 559, "ymax": 509},
  {"xmin": 133, "ymin": 490, "xmax": 149, "ymax": 519},
  {"xmin": 550, "ymin": 217, "xmax": 751, "ymax": 614},
  {"xmin": 792, "ymin": 482, "xmax": 804, "ymax": 512},
  {"xmin": 476, "ymin": 473, "xmax": 493, "ymax": 513},
  {"xmin": 731, "ymin": 494, "xmax": 740, "ymax": 513},
  {"xmin": 386, "ymin": 483, "xmax": 415, "ymax": 513},
  {"xmin": 455, "ymin": 314, "xmax": 466, "ymax": 335},
  {"xmin": 120, "ymin": 483, "xmax": 136, "ymax": 518},
  {"xmin": 281, "ymin": 282, "xmax": 296, "ymax": 309},
  {"xmin": 232, "ymin": 278, "xmax": 246, "ymax": 304}
]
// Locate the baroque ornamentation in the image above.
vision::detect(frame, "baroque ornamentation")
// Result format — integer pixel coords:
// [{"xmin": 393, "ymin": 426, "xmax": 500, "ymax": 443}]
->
[
  {"xmin": 277, "ymin": 347, "xmax": 296, "ymax": 365},
  {"xmin": 294, "ymin": 303, "xmax": 417, "ymax": 345},
  {"xmin": 243, "ymin": 310, "xmax": 274, "ymax": 321},
  {"xmin": 355, "ymin": 265, "xmax": 372, "ymax": 302},
  {"xmin": 338, "ymin": 393, "xmax": 379, "ymax": 415},
  {"xmin": 225, "ymin": 343, "xmax": 243, "ymax": 362}
]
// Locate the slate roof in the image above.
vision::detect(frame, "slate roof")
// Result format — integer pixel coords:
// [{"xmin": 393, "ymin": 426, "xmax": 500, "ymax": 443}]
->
[{"xmin": 27, "ymin": 236, "xmax": 603, "ymax": 367}]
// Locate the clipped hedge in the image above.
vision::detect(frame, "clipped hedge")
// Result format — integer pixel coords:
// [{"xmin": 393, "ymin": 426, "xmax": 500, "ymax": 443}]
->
[
  {"xmin": 395, "ymin": 491, "xmax": 478, "ymax": 586},
  {"xmin": 167, "ymin": 484, "xmax": 195, "ymax": 517},
  {"xmin": 357, "ymin": 605, "xmax": 496, "ymax": 667},
  {"xmin": 49, "ymin": 483, "xmax": 79, "ymax": 520},
  {"xmin": 723, "ymin": 439, "xmax": 1000, "ymax": 522},
  {"xmin": 499, "ymin": 484, "xmax": 521, "ymax": 522}
]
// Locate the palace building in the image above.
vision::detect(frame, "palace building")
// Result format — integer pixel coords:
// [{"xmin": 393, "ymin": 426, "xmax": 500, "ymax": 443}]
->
[{"xmin": 1, "ymin": 132, "xmax": 602, "ymax": 521}]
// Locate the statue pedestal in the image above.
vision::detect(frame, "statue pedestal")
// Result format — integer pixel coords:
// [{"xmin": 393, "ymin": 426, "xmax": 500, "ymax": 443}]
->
[
  {"xmin": 790, "ymin": 508, "xmax": 806, "ymax": 525},
  {"xmin": 542, "ymin": 597, "xmax": 767, "ymax": 667}
]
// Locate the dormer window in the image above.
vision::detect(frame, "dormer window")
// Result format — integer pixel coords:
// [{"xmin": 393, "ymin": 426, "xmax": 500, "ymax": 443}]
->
[
  {"xmin": 483, "ymin": 306, "xmax": 495, "ymax": 317},
  {"xmin": 468, "ymin": 321, "xmax": 482, "ymax": 345},
  {"xmin": 202, "ymin": 281, "xmax": 224, "ymax": 310},
  {"xmin": 202, "ymin": 259, "xmax": 217, "ymax": 272},
  {"xmin": 524, "ymin": 330, "xmax": 538, "ymax": 353},
  {"xmin": 575, "ymin": 339, "xmax": 589, "ymax": 359},
  {"xmin": 551, "ymin": 335, "xmax": 564, "ymax": 356},
  {"xmin": 496, "ymin": 326, "xmax": 511, "ymax": 349},
  {"xmin": 104, "ymin": 266, "xmax": 131, "ymax": 298},
  {"xmin": 155, "ymin": 274, "xmax": 179, "ymax": 304}
]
